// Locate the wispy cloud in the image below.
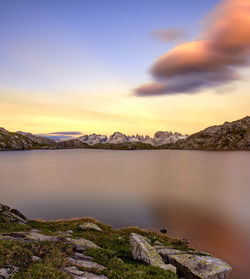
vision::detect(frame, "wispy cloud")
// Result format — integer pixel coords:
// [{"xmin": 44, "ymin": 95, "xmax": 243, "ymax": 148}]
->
[
  {"xmin": 49, "ymin": 131, "xmax": 82, "ymax": 135},
  {"xmin": 135, "ymin": 0, "xmax": 250, "ymax": 96},
  {"xmin": 151, "ymin": 27, "xmax": 187, "ymax": 43}
]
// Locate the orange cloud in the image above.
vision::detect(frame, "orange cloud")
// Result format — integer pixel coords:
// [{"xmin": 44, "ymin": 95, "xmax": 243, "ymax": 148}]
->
[{"xmin": 135, "ymin": 0, "xmax": 250, "ymax": 96}]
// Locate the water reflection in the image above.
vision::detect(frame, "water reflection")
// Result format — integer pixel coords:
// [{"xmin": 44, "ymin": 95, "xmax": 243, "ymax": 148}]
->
[{"xmin": 0, "ymin": 149, "xmax": 249, "ymax": 279}]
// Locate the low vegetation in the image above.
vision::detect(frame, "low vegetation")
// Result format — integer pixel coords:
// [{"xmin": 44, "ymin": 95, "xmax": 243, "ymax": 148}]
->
[{"xmin": 0, "ymin": 218, "xmax": 187, "ymax": 279}]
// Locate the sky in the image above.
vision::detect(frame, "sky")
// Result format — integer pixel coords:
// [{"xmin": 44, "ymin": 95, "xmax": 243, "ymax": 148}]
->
[{"xmin": 0, "ymin": 0, "xmax": 249, "ymax": 136}]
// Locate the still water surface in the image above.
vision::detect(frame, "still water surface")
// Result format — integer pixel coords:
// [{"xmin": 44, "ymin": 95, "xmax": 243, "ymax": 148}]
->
[{"xmin": 0, "ymin": 149, "xmax": 249, "ymax": 278}]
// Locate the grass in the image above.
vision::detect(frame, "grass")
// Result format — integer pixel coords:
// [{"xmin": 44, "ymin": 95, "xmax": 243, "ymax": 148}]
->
[{"xmin": 0, "ymin": 218, "xmax": 188, "ymax": 279}]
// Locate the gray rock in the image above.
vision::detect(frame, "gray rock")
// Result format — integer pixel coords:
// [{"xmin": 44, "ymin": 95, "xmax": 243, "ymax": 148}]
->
[
  {"xmin": 65, "ymin": 237, "xmax": 100, "ymax": 252},
  {"xmin": 129, "ymin": 233, "xmax": 176, "ymax": 273},
  {"xmin": 157, "ymin": 248, "xmax": 232, "ymax": 279},
  {"xmin": 30, "ymin": 229, "xmax": 40, "ymax": 233},
  {"xmin": 78, "ymin": 223, "xmax": 102, "ymax": 232},
  {"xmin": 71, "ymin": 252, "xmax": 94, "ymax": 261},
  {"xmin": 0, "ymin": 266, "xmax": 19, "ymax": 279},
  {"xmin": 32, "ymin": 255, "xmax": 41, "ymax": 262},
  {"xmin": 0, "ymin": 204, "xmax": 28, "ymax": 224},
  {"xmin": 68, "ymin": 257, "xmax": 106, "ymax": 271},
  {"xmin": 63, "ymin": 266, "xmax": 109, "ymax": 279},
  {"xmin": 154, "ymin": 240, "xmax": 163, "ymax": 246}
]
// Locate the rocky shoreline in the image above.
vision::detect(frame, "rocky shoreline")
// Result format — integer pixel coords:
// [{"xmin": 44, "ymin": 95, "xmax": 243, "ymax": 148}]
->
[{"xmin": 0, "ymin": 204, "xmax": 232, "ymax": 279}]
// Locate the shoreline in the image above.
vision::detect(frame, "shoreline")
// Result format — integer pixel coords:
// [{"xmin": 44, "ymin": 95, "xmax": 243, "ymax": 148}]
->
[{"xmin": 0, "ymin": 203, "xmax": 232, "ymax": 279}]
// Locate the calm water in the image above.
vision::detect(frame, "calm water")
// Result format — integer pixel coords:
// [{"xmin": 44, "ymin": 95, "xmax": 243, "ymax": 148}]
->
[{"xmin": 0, "ymin": 149, "xmax": 249, "ymax": 278}]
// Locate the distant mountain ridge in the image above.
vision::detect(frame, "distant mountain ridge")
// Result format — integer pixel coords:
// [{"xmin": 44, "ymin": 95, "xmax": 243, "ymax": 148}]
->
[
  {"xmin": 0, "ymin": 116, "xmax": 249, "ymax": 151},
  {"xmin": 78, "ymin": 131, "xmax": 187, "ymax": 146}
]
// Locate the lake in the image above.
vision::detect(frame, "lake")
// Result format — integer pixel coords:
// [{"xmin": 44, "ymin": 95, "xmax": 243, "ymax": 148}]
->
[{"xmin": 0, "ymin": 149, "xmax": 249, "ymax": 278}]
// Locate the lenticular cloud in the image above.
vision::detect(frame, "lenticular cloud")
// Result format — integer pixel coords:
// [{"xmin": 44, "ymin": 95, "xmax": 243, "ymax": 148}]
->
[{"xmin": 135, "ymin": 0, "xmax": 250, "ymax": 96}]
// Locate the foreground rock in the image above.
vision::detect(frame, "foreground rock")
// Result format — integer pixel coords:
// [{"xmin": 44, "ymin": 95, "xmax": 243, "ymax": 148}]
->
[
  {"xmin": 78, "ymin": 223, "xmax": 102, "ymax": 232},
  {"xmin": 63, "ymin": 266, "xmax": 109, "ymax": 279},
  {"xmin": 68, "ymin": 252, "xmax": 106, "ymax": 271},
  {"xmin": 157, "ymin": 247, "xmax": 232, "ymax": 279},
  {"xmin": 130, "ymin": 233, "xmax": 176, "ymax": 273},
  {"xmin": 0, "ymin": 231, "xmax": 100, "ymax": 252},
  {"xmin": 0, "ymin": 204, "xmax": 28, "ymax": 224},
  {"xmin": 0, "ymin": 266, "xmax": 19, "ymax": 279}
]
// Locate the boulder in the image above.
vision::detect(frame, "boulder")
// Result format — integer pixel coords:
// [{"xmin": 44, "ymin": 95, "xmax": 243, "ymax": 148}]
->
[
  {"xmin": 78, "ymin": 223, "xmax": 102, "ymax": 232},
  {"xmin": 65, "ymin": 237, "xmax": 100, "ymax": 252},
  {"xmin": 68, "ymin": 256, "xmax": 106, "ymax": 271},
  {"xmin": 129, "ymin": 233, "xmax": 176, "ymax": 273},
  {"xmin": 63, "ymin": 266, "xmax": 109, "ymax": 279},
  {"xmin": 0, "ymin": 204, "xmax": 28, "ymax": 224},
  {"xmin": 157, "ymin": 247, "xmax": 232, "ymax": 279}
]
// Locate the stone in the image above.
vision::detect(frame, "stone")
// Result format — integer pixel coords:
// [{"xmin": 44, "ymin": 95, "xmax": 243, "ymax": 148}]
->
[
  {"xmin": 130, "ymin": 233, "xmax": 176, "ymax": 273},
  {"xmin": 0, "ymin": 266, "xmax": 19, "ymax": 279},
  {"xmin": 66, "ymin": 237, "xmax": 100, "ymax": 252},
  {"xmin": 78, "ymin": 223, "xmax": 102, "ymax": 232},
  {"xmin": 32, "ymin": 256, "xmax": 41, "ymax": 262},
  {"xmin": 0, "ymin": 204, "xmax": 28, "ymax": 224},
  {"xmin": 66, "ymin": 230, "xmax": 73, "ymax": 234},
  {"xmin": 154, "ymin": 240, "xmax": 163, "ymax": 246},
  {"xmin": 63, "ymin": 266, "xmax": 109, "ymax": 279},
  {"xmin": 68, "ymin": 257, "xmax": 106, "ymax": 271},
  {"xmin": 71, "ymin": 252, "xmax": 94, "ymax": 261},
  {"xmin": 157, "ymin": 247, "xmax": 232, "ymax": 279}
]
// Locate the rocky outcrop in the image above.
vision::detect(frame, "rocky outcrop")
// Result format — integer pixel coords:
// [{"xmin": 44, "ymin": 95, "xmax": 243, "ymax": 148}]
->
[
  {"xmin": 0, "ymin": 204, "xmax": 233, "ymax": 279},
  {"xmin": 0, "ymin": 204, "xmax": 28, "ymax": 224},
  {"xmin": 63, "ymin": 266, "xmax": 109, "ymax": 279},
  {"xmin": 68, "ymin": 253, "xmax": 106, "ymax": 271},
  {"xmin": 130, "ymin": 233, "xmax": 232, "ymax": 279},
  {"xmin": 0, "ymin": 128, "xmax": 35, "ymax": 151},
  {"xmin": 65, "ymin": 237, "xmax": 100, "ymax": 252},
  {"xmin": 130, "ymin": 233, "xmax": 176, "ymax": 272},
  {"xmin": 78, "ymin": 223, "xmax": 102, "ymax": 232},
  {"xmin": 156, "ymin": 247, "xmax": 232, "ymax": 279},
  {"xmin": 16, "ymin": 131, "xmax": 55, "ymax": 146},
  {"xmin": 168, "ymin": 116, "xmax": 250, "ymax": 151},
  {"xmin": 56, "ymin": 139, "xmax": 90, "ymax": 149}
]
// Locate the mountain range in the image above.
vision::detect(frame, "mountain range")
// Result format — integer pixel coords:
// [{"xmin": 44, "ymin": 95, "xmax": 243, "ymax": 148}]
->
[{"xmin": 0, "ymin": 116, "xmax": 249, "ymax": 151}]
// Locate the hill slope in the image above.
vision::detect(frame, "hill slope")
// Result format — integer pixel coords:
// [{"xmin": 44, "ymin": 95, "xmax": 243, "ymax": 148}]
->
[{"xmin": 164, "ymin": 116, "xmax": 250, "ymax": 151}]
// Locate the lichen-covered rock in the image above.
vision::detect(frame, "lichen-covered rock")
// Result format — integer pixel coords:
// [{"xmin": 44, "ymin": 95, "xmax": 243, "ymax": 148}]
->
[
  {"xmin": 1, "ymin": 231, "xmax": 100, "ymax": 254},
  {"xmin": 0, "ymin": 204, "xmax": 28, "ymax": 224},
  {"xmin": 68, "ymin": 256, "xmax": 106, "ymax": 271},
  {"xmin": 63, "ymin": 266, "xmax": 109, "ymax": 279},
  {"xmin": 129, "ymin": 233, "xmax": 176, "ymax": 273},
  {"xmin": 65, "ymin": 237, "xmax": 100, "ymax": 252},
  {"xmin": 157, "ymin": 247, "xmax": 232, "ymax": 279},
  {"xmin": 0, "ymin": 266, "xmax": 19, "ymax": 279},
  {"xmin": 78, "ymin": 223, "xmax": 102, "ymax": 232},
  {"xmin": 1, "ymin": 231, "xmax": 60, "ymax": 242}
]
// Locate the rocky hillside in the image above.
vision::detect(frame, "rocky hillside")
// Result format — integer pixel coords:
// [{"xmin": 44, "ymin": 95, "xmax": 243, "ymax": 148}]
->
[
  {"xmin": 0, "ymin": 128, "xmax": 36, "ymax": 150},
  {"xmin": 165, "ymin": 116, "xmax": 250, "ymax": 151},
  {"xmin": 0, "ymin": 204, "xmax": 232, "ymax": 279},
  {"xmin": 17, "ymin": 131, "xmax": 56, "ymax": 146}
]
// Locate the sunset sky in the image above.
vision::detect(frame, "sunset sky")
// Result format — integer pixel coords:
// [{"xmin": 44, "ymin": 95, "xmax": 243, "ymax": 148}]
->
[{"xmin": 0, "ymin": 0, "xmax": 250, "ymax": 136}]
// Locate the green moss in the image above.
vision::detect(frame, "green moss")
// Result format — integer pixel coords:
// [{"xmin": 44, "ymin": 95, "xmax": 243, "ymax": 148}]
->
[{"xmin": 0, "ymin": 218, "xmax": 187, "ymax": 279}]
